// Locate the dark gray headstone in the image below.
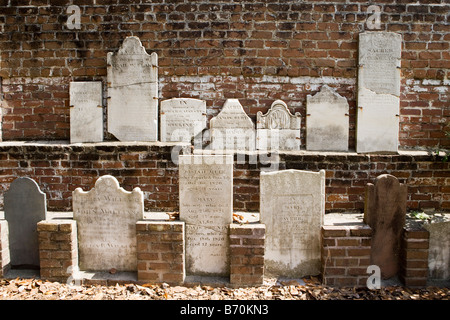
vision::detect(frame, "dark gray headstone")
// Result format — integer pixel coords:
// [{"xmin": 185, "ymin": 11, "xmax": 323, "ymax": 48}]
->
[
  {"xmin": 364, "ymin": 174, "xmax": 406, "ymax": 279},
  {"xmin": 4, "ymin": 177, "xmax": 47, "ymax": 268}
]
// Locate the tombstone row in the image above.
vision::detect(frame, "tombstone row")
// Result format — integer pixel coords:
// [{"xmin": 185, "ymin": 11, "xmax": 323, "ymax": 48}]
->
[
  {"xmin": 71, "ymin": 31, "xmax": 402, "ymax": 153},
  {"xmin": 1, "ymin": 161, "xmax": 415, "ymax": 282}
]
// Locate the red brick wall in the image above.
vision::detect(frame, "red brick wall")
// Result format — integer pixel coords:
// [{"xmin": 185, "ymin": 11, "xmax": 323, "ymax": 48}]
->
[
  {"xmin": 0, "ymin": 1, "xmax": 448, "ymax": 149},
  {"xmin": 0, "ymin": 144, "xmax": 448, "ymax": 213}
]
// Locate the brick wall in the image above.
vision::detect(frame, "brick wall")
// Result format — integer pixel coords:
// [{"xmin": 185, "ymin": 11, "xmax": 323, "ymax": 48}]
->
[
  {"xmin": 136, "ymin": 221, "xmax": 185, "ymax": 285},
  {"xmin": 399, "ymin": 227, "xmax": 430, "ymax": 287},
  {"xmin": 37, "ymin": 219, "xmax": 78, "ymax": 282},
  {"xmin": 321, "ymin": 225, "xmax": 372, "ymax": 287},
  {"xmin": 0, "ymin": 1, "xmax": 448, "ymax": 149},
  {"xmin": 229, "ymin": 223, "xmax": 265, "ymax": 287},
  {"xmin": 0, "ymin": 143, "xmax": 448, "ymax": 213}
]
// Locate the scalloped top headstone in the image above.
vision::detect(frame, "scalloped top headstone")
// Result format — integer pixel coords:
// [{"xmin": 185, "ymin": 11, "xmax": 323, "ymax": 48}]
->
[
  {"xmin": 73, "ymin": 175, "xmax": 144, "ymax": 271},
  {"xmin": 256, "ymin": 100, "xmax": 301, "ymax": 151},
  {"xmin": 4, "ymin": 177, "xmax": 47, "ymax": 268},
  {"xmin": 306, "ymin": 85, "xmax": 349, "ymax": 151},
  {"xmin": 107, "ymin": 36, "xmax": 158, "ymax": 142}
]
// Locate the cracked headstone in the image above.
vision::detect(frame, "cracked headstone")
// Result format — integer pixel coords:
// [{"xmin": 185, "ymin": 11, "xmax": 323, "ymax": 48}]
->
[
  {"xmin": 160, "ymin": 98, "xmax": 207, "ymax": 142},
  {"xmin": 179, "ymin": 155, "xmax": 233, "ymax": 276},
  {"xmin": 107, "ymin": 36, "xmax": 158, "ymax": 141},
  {"xmin": 260, "ymin": 169, "xmax": 325, "ymax": 277},
  {"xmin": 256, "ymin": 100, "xmax": 301, "ymax": 151},
  {"xmin": 69, "ymin": 81, "xmax": 103, "ymax": 143},
  {"xmin": 4, "ymin": 177, "xmax": 47, "ymax": 268},
  {"xmin": 364, "ymin": 174, "xmax": 406, "ymax": 279},
  {"xmin": 306, "ymin": 85, "xmax": 349, "ymax": 151},
  {"xmin": 73, "ymin": 175, "xmax": 144, "ymax": 271},
  {"xmin": 356, "ymin": 32, "xmax": 402, "ymax": 153}
]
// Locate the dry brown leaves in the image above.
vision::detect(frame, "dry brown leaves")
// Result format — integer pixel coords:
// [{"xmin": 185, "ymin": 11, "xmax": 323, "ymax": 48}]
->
[{"xmin": 0, "ymin": 277, "xmax": 448, "ymax": 300}]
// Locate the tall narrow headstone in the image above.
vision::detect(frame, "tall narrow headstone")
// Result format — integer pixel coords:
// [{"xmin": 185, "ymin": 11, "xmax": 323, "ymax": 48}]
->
[
  {"xmin": 256, "ymin": 100, "xmax": 301, "ymax": 151},
  {"xmin": 4, "ymin": 177, "xmax": 47, "ymax": 268},
  {"xmin": 69, "ymin": 81, "xmax": 103, "ymax": 143},
  {"xmin": 356, "ymin": 32, "xmax": 402, "ymax": 153},
  {"xmin": 210, "ymin": 99, "xmax": 255, "ymax": 151},
  {"xmin": 107, "ymin": 36, "xmax": 158, "ymax": 141},
  {"xmin": 306, "ymin": 85, "xmax": 349, "ymax": 151},
  {"xmin": 73, "ymin": 175, "xmax": 144, "ymax": 271},
  {"xmin": 160, "ymin": 98, "xmax": 207, "ymax": 142},
  {"xmin": 179, "ymin": 155, "xmax": 233, "ymax": 276},
  {"xmin": 364, "ymin": 174, "xmax": 407, "ymax": 279},
  {"xmin": 260, "ymin": 170, "xmax": 325, "ymax": 277}
]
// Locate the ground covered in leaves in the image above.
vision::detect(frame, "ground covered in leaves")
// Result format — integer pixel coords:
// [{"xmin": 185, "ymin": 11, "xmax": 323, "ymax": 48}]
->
[{"xmin": 0, "ymin": 277, "xmax": 448, "ymax": 300}]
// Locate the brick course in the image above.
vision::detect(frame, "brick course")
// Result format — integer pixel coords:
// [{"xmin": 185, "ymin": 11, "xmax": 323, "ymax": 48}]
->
[{"xmin": 399, "ymin": 227, "xmax": 430, "ymax": 287}]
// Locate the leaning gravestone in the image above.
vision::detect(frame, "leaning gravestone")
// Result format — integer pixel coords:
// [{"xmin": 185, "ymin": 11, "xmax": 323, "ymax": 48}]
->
[
  {"xmin": 73, "ymin": 175, "xmax": 144, "ymax": 271},
  {"xmin": 256, "ymin": 100, "xmax": 301, "ymax": 151},
  {"xmin": 364, "ymin": 174, "xmax": 406, "ymax": 279},
  {"xmin": 306, "ymin": 85, "xmax": 349, "ymax": 151},
  {"xmin": 4, "ymin": 177, "xmax": 47, "ymax": 268},
  {"xmin": 356, "ymin": 32, "xmax": 402, "ymax": 153},
  {"xmin": 69, "ymin": 81, "xmax": 103, "ymax": 143},
  {"xmin": 179, "ymin": 155, "xmax": 233, "ymax": 276},
  {"xmin": 210, "ymin": 99, "xmax": 255, "ymax": 151},
  {"xmin": 160, "ymin": 98, "xmax": 207, "ymax": 142},
  {"xmin": 107, "ymin": 36, "xmax": 158, "ymax": 141},
  {"xmin": 260, "ymin": 169, "xmax": 325, "ymax": 277}
]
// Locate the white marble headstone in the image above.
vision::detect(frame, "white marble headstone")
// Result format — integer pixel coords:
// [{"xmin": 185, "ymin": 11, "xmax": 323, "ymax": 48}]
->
[
  {"xmin": 256, "ymin": 100, "xmax": 301, "ymax": 151},
  {"xmin": 306, "ymin": 85, "xmax": 349, "ymax": 151},
  {"xmin": 160, "ymin": 98, "xmax": 206, "ymax": 142},
  {"xmin": 356, "ymin": 32, "xmax": 402, "ymax": 153},
  {"xmin": 69, "ymin": 81, "xmax": 103, "ymax": 143},
  {"xmin": 73, "ymin": 175, "xmax": 144, "ymax": 271},
  {"xmin": 179, "ymin": 155, "xmax": 233, "ymax": 276},
  {"xmin": 107, "ymin": 36, "xmax": 158, "ymax": 142},
  {"xmin": 260, "ymin": 169, "xmax": 325, "ymax": 277},
  {"xmin": 210, "ymin": 99, "xmax": 255, "ymax": 151}
]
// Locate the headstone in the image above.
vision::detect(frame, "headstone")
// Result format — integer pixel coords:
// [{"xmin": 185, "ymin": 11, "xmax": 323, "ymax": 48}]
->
[
  {"xmin": 160, "ymin": 98, "xmax": 207, "ymax": 142},
  {"xmin": 210, "ymin": 99, "xmax": 255, "ymax": 151},
  {"xmin": 256, "ymin": 100, "xmax": 301, "ymax": 151},
  {"xmin": 306, "ymin": 85, "xmax": 349, "ymax": 151},
  {"xmin": 69, "ymin": 81, "xmax": 103, "ymax": 143},
  {"xmin": 179, "ymin": 155, "xmax": 233, "ymax": 276},
  {"xmin": 364, "ymin": 174, "xmax": 406, "ymax": 279},
  {"xmin": 4, "ymin": 177, "xmax": 47, "ymax": 268},
  {"xmin": 260, "ymin": 169, "xmax": 325, "ymax": 277},
  {"xmin": 73, "ymin": 175, "xmax": 144, "ymax": 271},
  {"xmin": 107, "ymin": 36, "xmax": 158, "ymax": 141},
  {"xmin": 356, "ymin": 32, "xmax": 402, "ymax": 153},
  {"xmin": 424, "ymin": 220, "xmax": 449, "ymax": 280}
]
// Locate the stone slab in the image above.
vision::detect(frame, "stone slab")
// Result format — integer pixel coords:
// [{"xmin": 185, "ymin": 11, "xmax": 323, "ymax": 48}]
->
[
  {"xmin": 364, "ymin": 174, "xmax": 407, "ymax": 279},
  {"xmin": 424, "ymin": 221, "xmax": 450, "ymax": 280},
  {"xmin": 210, "ymin": 99, "xmax": 255, "ymax": 151},
  {"xmin": 356, "ymin": 31, "xmax": 402, "ymax": 153},
  {"xmin": 306, "ymin": 85, "xmax": 349, "ymax": 151},
  {"xmin": 4, "ymin": 177, "xmax": 47, "ymax": 268},
  {"xmin": 260, "ymin": 169, "xmax": 325, "ymax": 278},
  {"xmin": 107, "ymin": 36, "xmax": 158, "ymax": 142},
  {"xmin": 160, "ymin": 98, "xmax": 206, "ymax": 142},
  {"xmin": 73, "ymin": 175, "xmax": 144, "ymax": 271},
  {"xmin": 69, "ymin": 81, "xmax": 103, "ymax": 143},
  {"xmin": 179, "ymin": 155, "xmax": 233, "ymax": 276},
  {"xmin": 256, "ymin": 100, "xmax": 301, "ymax": 151}
]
